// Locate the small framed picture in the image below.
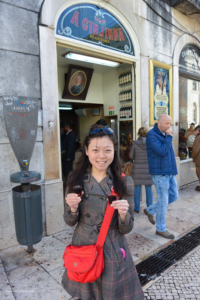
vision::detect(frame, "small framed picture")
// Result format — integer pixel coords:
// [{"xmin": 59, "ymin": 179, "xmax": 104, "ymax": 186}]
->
[
  {"xmin": 149, "ymin": 59, "xmax": 173, "ymax": 125},
  {"xmin": 92, "ymin": 107, "xmax": 100, "ymax": 116},
  {"xmin": 62, "ymin": 65, "xmax": 94, "ymax": 100}
]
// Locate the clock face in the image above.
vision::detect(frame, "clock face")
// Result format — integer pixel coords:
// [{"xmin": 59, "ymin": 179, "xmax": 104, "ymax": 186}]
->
[{"xmin": 179, "ymin": 107, "xmax": 187, "ymax": 116}]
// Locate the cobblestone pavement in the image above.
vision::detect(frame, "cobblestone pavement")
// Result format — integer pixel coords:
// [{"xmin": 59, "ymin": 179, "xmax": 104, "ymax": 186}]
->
[{"xmin": 144, "ymin": 246, "xmax": 200, "ymax": 300}]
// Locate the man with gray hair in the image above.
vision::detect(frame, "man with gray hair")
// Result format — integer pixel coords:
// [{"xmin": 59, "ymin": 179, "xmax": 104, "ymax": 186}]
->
[
  {"xmin": 144, "ymin": 114, "xmax": 179, "ymax": 239},
  {"xmin": 71, "ymin": 74, "xmax": 84, "ymax": 95},
  {"xmin": 192, "ymin": 125, "xmax": 200, "ymax": 191}
]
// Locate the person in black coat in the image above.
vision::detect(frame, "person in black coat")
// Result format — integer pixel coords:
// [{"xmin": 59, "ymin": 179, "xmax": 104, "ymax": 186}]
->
[{"xmin": 63, "ymin": 123, "xmax": 76, "ymax": 181}]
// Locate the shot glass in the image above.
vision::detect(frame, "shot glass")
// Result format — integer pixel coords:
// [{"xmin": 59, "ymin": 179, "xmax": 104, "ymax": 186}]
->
[
  {"xmin": 108, "ymin": 194, "xmax": 117, "ymax": 206},
  {"xmin": 73, "ymin": 185, "xmax": 82, "ymax": 197}
]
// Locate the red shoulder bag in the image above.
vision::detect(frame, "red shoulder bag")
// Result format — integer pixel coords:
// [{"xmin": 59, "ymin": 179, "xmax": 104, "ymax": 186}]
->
[{"xmin": 63, "ymin": 175, "xmax": 125, "ymax": 284}]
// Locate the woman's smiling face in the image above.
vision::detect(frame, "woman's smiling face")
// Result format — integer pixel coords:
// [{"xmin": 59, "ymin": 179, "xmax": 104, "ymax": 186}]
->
[{"xmin": 86, "ymin": 136, "xmax": 114, "ymax": 173}]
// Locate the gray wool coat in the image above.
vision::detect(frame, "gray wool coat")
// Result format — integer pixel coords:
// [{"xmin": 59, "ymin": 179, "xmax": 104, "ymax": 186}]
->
[
  {"xmin": 129, "ymin": 137, "xmax": 153, "ymax": 186},
  {"xmin": 62, "ymin": 168, "xmax": 144, "ymax": 300}
]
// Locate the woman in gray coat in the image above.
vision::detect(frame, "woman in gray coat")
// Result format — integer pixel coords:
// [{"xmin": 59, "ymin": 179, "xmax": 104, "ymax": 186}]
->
[
  {"xmin": 129, "ymin": 127, "xmax": 153, "ymax": 213},
  {"xmin": 62, "ymin": 124, "xmax": 144, "ymax": 300}
]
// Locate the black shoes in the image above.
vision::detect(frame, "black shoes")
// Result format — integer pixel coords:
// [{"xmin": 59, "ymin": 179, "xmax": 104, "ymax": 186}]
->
[{"xmin": 134, "ymin": 209, "xmax": 139, "ymax": 213}]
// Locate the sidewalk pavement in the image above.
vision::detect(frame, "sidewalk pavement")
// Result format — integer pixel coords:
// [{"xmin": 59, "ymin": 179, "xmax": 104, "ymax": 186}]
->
[
  {"xmin": 0, "ymin": 182, "xmax": 200, "ymax": 300},
  {"xmin": 144, "ymin": 245, "xmax": 200, "ymax": 299}
]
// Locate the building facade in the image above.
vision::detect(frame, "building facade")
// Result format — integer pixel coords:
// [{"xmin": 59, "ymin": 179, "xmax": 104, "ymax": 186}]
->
[{"xmin": 1, "ymin": 0, "xmax": 200, "ymax": 250}]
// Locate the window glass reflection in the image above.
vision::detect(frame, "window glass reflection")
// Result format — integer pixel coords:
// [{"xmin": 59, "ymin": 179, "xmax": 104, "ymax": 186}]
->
[{"xmin": 179, "ymin": 76, "xmax": 200, "ymax": 160}]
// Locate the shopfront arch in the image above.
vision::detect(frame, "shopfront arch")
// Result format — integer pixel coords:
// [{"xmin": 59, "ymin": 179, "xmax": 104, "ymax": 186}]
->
[
  {"xmin": 172, "ymin": 33, "xmax": 200, "ymax": 157},
  {"xmin": 38, "ymin": 0, "xmax": 150, "ymax": 235},
  {"xmin": 41, "ymin": 0, "xmax": 148, "ymax": 58}
]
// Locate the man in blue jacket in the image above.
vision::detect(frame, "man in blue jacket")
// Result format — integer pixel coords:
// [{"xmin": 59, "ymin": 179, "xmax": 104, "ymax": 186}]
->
[{"xmin": 144, "ymin": 114, "xmax": 178, "ymax": 239}]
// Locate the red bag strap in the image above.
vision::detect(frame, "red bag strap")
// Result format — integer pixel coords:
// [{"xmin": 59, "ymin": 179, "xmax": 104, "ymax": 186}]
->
[{"xmin": 96, "ymin": 173, "xmax": 125, "ymax": 248}]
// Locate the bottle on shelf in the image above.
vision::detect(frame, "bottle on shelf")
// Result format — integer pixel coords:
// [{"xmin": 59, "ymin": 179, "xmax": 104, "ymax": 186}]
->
[
  {"xmin": 127, "ymin": 88, "xmax": 130, "ymax": 101},
  {"xmin": 128, "ymin": 103, "xmax": 131, "ymax": 118},
  {"xmin": 120, "ymin": 104, "xmax": 123, "ymax": 118},
  {"xmin": 126, "ymin": 88, "xmax": 129, "ymax": 101},
  {"xmin": 126, "ymin": 70, "xmax": 129, "ymax": 83},
  {"xmin": 127, "ymin": 103, "xmax": 130, "ymax": 118},
  {"xmin": 130, "ymin": 87, "xmax": 132, "ymax": 100},
  {"xmin": 128, "ymin": 69, "xmax": 132, "ymax": 82},
  {"xmin": 128, "ymin": 103, "xmax": 130, "ymax": 117},
  {"xmin": 124, "ymin": 70, "xmax": 127, "ymax": 84},
  {"xmin": 125, "ymin": 104, "xmax": 127, "ymax": 118},
  {"xmin": 122, "ymin": 104, "xmax": 125, "ymax": 118},
  {"xmin": 124, "ymin": 88, "xmax": 127, "ymax": 101},
  {"xmin": 121, "ymin": 72, "xmax": 124, "ymax": 85},
  {"xmin": 120, "ymin": 104, "xmax": 122, "ymax": 118},
  {"xmin": 123, "ymin": 89, "xmax": 125, "ymax": 101},
  {"xmin": 129, "ymin": 103, "xmax": 132, "ymax": 118},
  {"xmin": 123, "ymin": 71, "xmax": 126, "ymax": 84},
  {"xmin": 126, "ymin": 103, "xmax": 129, "ymax": 118},
  {"xmin": 127, "ymin": 87, "xmax": 130, "ymax": 100}
]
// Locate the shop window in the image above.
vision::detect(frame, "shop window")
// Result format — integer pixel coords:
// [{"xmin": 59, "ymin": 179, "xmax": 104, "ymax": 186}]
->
[{"xmin": 179, "ymin": 76, "xmax": 200, "ymax": 160}]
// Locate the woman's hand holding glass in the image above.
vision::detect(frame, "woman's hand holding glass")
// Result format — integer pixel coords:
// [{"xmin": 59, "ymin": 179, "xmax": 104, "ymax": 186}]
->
[
  {"xmin": 66, "ymin": 193, "xmax": 82, "ymax": 213},
  {"xmin": 110, "ymin": 200, "xmax": 129, "ymax": 223}
]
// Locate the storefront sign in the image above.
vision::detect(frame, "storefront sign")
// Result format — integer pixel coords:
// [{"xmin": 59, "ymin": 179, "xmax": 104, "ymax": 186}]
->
[
  {"xmin": 56, "ymin": 4, "xmax": 134, "ymax": 56},
  {"xmin": 179, "ymin": 45, "xmax": 200, "ymax": 76},
  {"xmin": 3, "ymin": 96, "xmax": 38, "ymax": 171},
  {"xmin": 149, "ymin": 60, "xmax": 173, "ymax": 125}
]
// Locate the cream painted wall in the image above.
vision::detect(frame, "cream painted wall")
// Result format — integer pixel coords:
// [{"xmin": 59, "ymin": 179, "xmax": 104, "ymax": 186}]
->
[
  {"xmin": 102, "ymin": 69, "xmax": 118, "ymax": 116},
  {"xmin": 79, "ymin": 107, "xmax": 111, "ymax": 143},
  {"xmin": 57, "ymin": 67, "xmax": 104, "ymax": 104}
]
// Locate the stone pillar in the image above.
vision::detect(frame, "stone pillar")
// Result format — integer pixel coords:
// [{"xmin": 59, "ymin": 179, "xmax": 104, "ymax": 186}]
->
[
  {"xmin": 140, "ymin": 55, "xmax": 150, "ymax": 128},
  {"xmin": 39, "ymin": 26, "xmax": 65, "ymax": 234}
]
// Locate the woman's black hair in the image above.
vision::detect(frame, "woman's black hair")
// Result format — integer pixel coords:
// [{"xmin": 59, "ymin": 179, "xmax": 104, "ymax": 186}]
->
[{"xmin": 67, "ymin": 124, "xmax": 127, "ymax": 197}]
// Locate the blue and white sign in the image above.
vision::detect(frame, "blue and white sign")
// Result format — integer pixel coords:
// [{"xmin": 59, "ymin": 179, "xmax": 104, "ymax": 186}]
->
[{"xmin": 56, "ymin": 4, "xmax": 135, "ymax": 56}]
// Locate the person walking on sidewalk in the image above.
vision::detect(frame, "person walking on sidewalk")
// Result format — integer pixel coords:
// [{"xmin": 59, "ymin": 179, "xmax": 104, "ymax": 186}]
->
[
  {"xmin": 129, "ymin": 127, "xmax": 153, "ymax": 213},
  {"xmin": 144, "ymin": 114, "xmax": 179, "ymax": 239},
  {"xmin": 62, "ymin": 124, "xmax": 144, "ymax": 300},
  {"xmin": 192, "ymin": 125, "xmax": 200, "ymax": 191}
]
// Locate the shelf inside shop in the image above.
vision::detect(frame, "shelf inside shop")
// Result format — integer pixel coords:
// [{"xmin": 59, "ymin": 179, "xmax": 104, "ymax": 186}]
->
[
  {"xmin": 118, "ymin": 69, "xmax": 132, "ymax": 86},
  {"xmin": 118, "ymin": 66, "xmax": 133, "ymax": 120}
]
